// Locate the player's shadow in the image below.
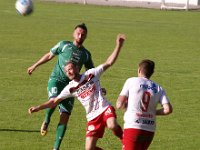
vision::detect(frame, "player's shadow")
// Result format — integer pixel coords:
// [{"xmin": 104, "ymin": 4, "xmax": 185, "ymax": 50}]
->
[{"xmin": 0, "ymin": 128, "xmax": 39, "ymax": 133}]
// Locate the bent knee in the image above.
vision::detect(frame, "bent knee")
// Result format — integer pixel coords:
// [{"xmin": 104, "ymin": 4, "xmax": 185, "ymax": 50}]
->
[
  {"xmin": 107, "ymin": 118, "xmax": 118, "ymax": 130},
  {"xmin": 85, "ymin": 146, "xmax": 92, "ymax": 150},
  {"xmin": 107, "ymin": 122, "xmax": 118, "ymax": 130}
]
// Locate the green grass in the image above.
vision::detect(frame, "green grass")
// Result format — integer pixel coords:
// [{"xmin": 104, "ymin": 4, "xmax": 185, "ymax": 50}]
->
[{"xmin": 0, "ymin": 0, "xmax": 200, "ymax": 149}]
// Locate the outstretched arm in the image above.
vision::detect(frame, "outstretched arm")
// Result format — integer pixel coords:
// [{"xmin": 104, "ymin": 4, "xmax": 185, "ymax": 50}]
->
[
  {"xmin": 28, "ymin": 97, "xmax": 62, "ymax": 114},
  {"xmin": 102, "ymin": 34, "xmax": 126, "ymax": 71},
  {"xmin": 27, "ymin": 52, "xmax": 55, "ymax": 75}
]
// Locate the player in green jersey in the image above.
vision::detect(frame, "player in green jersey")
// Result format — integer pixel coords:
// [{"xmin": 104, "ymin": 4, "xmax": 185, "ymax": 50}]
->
[{"xmin": 27, "ymin": 23, "xmax": 94, "ymax": 150}]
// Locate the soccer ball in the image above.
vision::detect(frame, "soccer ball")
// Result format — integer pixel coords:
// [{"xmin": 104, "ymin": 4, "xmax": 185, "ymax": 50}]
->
[{"xmin": 15, "ymin": 0, "xmax": 33, "ymax": 16}]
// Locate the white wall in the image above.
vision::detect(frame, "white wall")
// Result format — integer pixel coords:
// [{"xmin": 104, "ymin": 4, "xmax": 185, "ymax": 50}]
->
[{"xmin": 125, "ymin": 0, "xmax": 199, "ymax": 5}]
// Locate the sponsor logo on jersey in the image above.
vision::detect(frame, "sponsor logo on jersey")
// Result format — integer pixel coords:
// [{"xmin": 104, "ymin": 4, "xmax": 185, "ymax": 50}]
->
[
  {"xmin": 136, "ymin": 112, "xmax": 153, "ymax": 118},
  {"xmin": 71, "ymin": 50, "xmax": 82, "ymax": 65},
  {"xmin": 135, "ymin": 118, "xmax": 155, "ymax": 125},
  {"xmin": 140, "ymin": 83, "xmax": 158, "ymax": 93},
  {"xmin": 77, "ymin": 80, "xmax": 93, "ymax": 94},
  {"xmin": 69, "ymin": 74, "xmax": 95, "ymax": 94},
  {"xmin": 78, "ymin": 85, "xmax": 96, "ymax": 99}
]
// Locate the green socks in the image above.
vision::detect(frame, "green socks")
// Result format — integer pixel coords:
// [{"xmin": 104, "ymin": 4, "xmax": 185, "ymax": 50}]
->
[
  {"xmin": 44, "ymin": 108, "xmax": 55, "ymax": 123},
  {"xmin": 44, "ymin": 108, "xmax": 67, "ymax": 149},
  {"xmin": 53, "ymin": 124, "xmax": 67, "ymax": 149}
]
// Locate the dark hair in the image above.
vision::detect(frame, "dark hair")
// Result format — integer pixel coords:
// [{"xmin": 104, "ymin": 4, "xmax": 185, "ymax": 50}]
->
[
  {"xmin": 65, "ymin": 60, "xmax": 81, "ymax": 71},
  {"xmin": 138, "ymin": 59, "xmax": 155, "ymax": 78},
  {"xmin": 74, "ymin": 23, "xmax": 87, "ymax": 33},
  {"xmin": 66, "ymin": 60, "xmax": 77, "ymax": 67}
]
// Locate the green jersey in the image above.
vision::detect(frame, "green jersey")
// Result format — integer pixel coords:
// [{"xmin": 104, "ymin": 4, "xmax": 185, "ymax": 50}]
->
[{"xmin": 50, "ymin": 41, "xmax": 94, "ymax": 83}]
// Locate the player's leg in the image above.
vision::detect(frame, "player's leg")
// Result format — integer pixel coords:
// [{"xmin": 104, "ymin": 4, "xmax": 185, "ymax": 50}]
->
[
  {"xmin": 41, "ymin": 79, "xmax": 58, "ymax": 136},
  {"xmin": 53, "ymin": 97, "xmax": 75, "ymax": 150},
  {"xmin": 53, "ymin": 112, "xmax": 69, "ymax": 150},
  {"xmin": 140, "ymin": 130, "xmax": 154, "ymax": 150},
  {"xmin": 106, "ymin": 117, "xmax": 123, "ymax": 140},
  {"xmin": 41, "ymin": 79, "xmax": 66, "ymax": 136},
  {"xmin": 122, "ymin": 129, "xmax": 141, "ymax": 150},
  {"xmin": 41, "ymin": 104, "xmax": 56, "ymax": 136},
  {"xmin": 85, "ymin": 136, "xmax": 99, "ymax": 150},
  {"xmin": 86, "ymin": 115, "xmax": 105, "ymax": 150},
  {"xmin": 122, "ymin": 128, "xmax": 154, "ymax": 150},
  {"xmin": 104, "ymin": 106, "xmax": 123, "ymax": 140},
  {"xmin": 43, "ymin": 105, "xmax": 56, "ymax": 124}
]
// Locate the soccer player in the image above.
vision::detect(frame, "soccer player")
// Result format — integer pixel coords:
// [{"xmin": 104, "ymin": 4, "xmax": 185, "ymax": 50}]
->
[
  {"xmin": 116, "ymin": 59, "xmax": 173, "ymax": 150},
  {"xmin": 28, "ymin": 33, "xmax": 126, "ymax": 150},
  {"xmin": 27, "ymin": 23, "xmax": 94, "ymax": 150}
]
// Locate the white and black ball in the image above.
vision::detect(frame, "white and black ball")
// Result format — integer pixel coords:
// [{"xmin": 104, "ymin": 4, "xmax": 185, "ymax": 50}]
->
[{"xmin": 15, "ymin": 0, "xmax": 33, "ymax": 16}]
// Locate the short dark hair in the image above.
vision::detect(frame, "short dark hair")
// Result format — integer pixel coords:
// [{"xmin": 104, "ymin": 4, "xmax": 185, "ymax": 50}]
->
[
  {"xmin": 138, "ymin": 59, "xmax": 155, "ymax": 78},
  {"xmin": 66, "ymin": 60, "xmax": 77, "ymax": 67},
  {"xmin": 65, "ymin": 60, "xmax": 81, "ymax": 71},
  {"xmin": 74, "ymin": 23, "xmax": 87, "ymax": 33}
]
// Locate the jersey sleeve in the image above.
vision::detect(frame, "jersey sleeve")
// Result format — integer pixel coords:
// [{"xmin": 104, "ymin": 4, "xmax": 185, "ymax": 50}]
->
[
  {"xmin": 57, "ymin": 85, "xmax": 73, "ymax": 100},
  {"xmin": 159, "ymin": 87, "xmax": 170, "ymax": 105},
  {"xmin": 119, "ymin": 79, "xmax": 130, "ymax": 97},
  {"xmin": 50, "ymin": 41, "xmax": 65, "ymax": 55},
  {"xmin": 84, "ymin": 50, "xmax": 94, "ymax": 70},
  {"xmin": 86, "ymin": 65, "xmax": 104, "ymax": 78}
]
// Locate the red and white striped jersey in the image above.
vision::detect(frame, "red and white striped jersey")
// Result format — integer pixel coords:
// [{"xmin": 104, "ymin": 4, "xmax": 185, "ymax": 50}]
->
[{"xmin": 58, "ymin": 65, "xmax": 110, "ymax": 121}]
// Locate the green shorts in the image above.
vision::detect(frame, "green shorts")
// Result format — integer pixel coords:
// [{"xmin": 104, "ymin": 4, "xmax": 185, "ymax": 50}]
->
[{"xmin": 48, "ymin": 78, "xmax": 74, "ymax": 115}]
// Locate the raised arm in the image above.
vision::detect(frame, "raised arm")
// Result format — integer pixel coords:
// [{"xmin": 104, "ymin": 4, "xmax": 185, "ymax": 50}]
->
[
  {"xmin": 27, "ymin": 52, "xmax": 55, "ymax": 75},
  {"xmin": 102, "ymin": 34, "xmax": 126, "ymax": 71},
  {"xmin": 28, "ymin": 97, "xmax": 62, "ymax": 114}
]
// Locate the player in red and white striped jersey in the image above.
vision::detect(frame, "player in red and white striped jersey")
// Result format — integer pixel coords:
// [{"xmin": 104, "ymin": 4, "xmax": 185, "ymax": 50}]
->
[{"xmin": 29, "ymin": 34, "xmax": 126, "ymax": 150}]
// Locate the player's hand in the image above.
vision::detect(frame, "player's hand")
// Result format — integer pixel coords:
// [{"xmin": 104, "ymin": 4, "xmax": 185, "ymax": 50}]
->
[
  {"xmin": 28, "ymin": 106, "xmax": 39, "ymax": 114},
  {"xmin": 27, "ymin": 65, "xmax": 36, "ymax": 75},
  {"xmin": 116, "ymin": 34, "xmax": 126, "ymax": 47},
  {"xmin": 116, "ymin": 96, "xmax": 128, "ymax": 109},
  {"xmin": 101, "ymin": 88, "xmax": 107, "ymax": 95}
]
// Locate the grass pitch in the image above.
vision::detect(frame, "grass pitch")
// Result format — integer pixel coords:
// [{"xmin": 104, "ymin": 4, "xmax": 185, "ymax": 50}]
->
[{"xmin": 0, "ymin": 0, "xmax": 200, "ymax": 149}]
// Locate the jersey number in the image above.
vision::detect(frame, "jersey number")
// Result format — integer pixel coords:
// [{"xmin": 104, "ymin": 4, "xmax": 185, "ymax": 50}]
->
[{"xmin": 141, "ymin": 91, "xmax": 151, "ymax": 112}]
